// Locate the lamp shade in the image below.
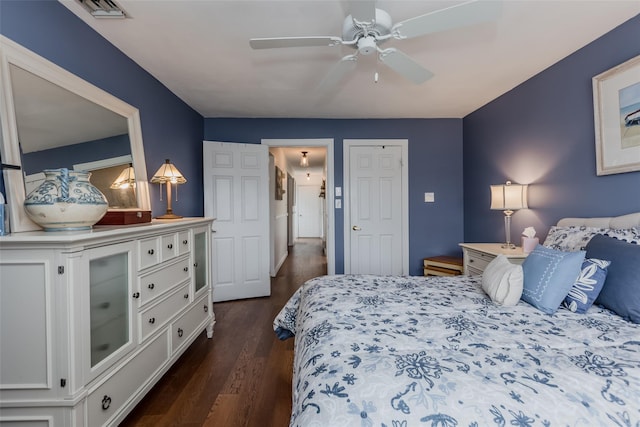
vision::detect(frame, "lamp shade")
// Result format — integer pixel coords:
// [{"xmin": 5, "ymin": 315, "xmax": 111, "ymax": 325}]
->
[
  {"xmin": 150, "ymin": 159, "xmax": 187, "ymax": 184},
  {"xmin": 110, "ymin": 164, "xmax": 136, "ymax": 189},
  {"xmin": 490, "ymin": 181, "xmax": 528, "ymax": 211}
]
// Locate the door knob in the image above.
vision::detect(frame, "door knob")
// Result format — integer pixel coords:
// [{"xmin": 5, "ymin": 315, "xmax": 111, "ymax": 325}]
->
[{"xmin": 352, "ymin": 225, "xmax": 361, "ymax": 231}]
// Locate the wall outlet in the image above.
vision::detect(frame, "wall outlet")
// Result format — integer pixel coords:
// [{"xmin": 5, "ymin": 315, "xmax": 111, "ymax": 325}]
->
[
  {"xmin": 424, "ymin": 192, "xmax": 435, "ymax": 203},
  {"xmin": 335, "ymin": 199, "xmax": 342, "ymax": 209},
  {"xmin": 335, "ymin": 187, "xmax": 342, "ymax": 197}
]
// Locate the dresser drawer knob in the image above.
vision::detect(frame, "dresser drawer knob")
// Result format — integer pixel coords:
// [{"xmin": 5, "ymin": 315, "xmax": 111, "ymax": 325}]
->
[
  {"xmin": 177, "ymin": 328, "xmax": 184, "ymax": 338},
  {"xmin": 132, "ymin": 292, "xmax": 140, "ymax": 299},
  {"xmin": 148, "ymin": 283, "xmax": 155, "ymax": 290},
  {"xmin": 204, "ymin": 305, "xmax": 209, "ymax": 313},
  {"xmin": 167, "ymin": 243, "xmax": 173, "ymax": 249},
  {"xmin": 148, "ymin": 249, "xmax": 154, "ymax": 255},
  {"xmin": 184, "ymin": 293, "xmax": 189, "ymax": 299},
  {"xmin": 183, "ymin": 239, "xmax": 188, "ymax": 245},
  {"xmin": 148, "ymin": 317, "xmax": 156, "ymax": 324},
  {"xmin": 101, "ymin": 395, "xmax": 112, "ymax": 410},
  {"xmin": 469, "ymin": 259, "xmax": 474, "ymax": 263},
  {"xmin": 183, "ymin": 266, "xmax": 189, "ymax": 272}
]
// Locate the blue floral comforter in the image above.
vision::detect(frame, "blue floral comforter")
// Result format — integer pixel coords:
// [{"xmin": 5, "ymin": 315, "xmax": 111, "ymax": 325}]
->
[{"xmin": 274, "ymin": 275, "xmax": 640, "ymax": 427}]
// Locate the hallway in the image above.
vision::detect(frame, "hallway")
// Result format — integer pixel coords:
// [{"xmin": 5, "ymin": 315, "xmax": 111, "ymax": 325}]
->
[{"xmin": 121, "ymin": 239, "xmax": 327, "ymax": 427}]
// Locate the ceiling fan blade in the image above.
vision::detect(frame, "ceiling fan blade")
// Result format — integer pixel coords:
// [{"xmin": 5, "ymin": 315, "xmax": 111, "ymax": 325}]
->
[
  {"xmin": 350, "ymin": 0, "xmax": 376, "ymax": 24},
  {"xmin": 249, "ymin": 36, "xmax": 343, "ymax": 50},
  {"xmin": 392, "ymin": 0, "xmax": 501, "ymax": 40},
  {"xmin": 317, "ymin": 54, "xmax": 358, "ymax": 92},
  {"xmin": 378, "ymin": 48, "xmax": 433, "ymax": 84}
]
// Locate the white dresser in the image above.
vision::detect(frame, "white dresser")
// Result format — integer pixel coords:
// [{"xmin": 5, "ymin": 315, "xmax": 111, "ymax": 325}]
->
[
  {"xmin": 0, "ymin": 218, "xmax": 215, "ymax": 426},
  {"xmin": 459, "ymin": 243, "xmax": 528, "ymax": 276}
]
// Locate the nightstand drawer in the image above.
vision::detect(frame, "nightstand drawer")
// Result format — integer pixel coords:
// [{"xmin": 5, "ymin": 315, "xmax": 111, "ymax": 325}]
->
[
  {"xmin": 465, "ymin": 249, "xmax": 495, "ymax": 272},
  {"xmin": 459, "ymin": 243, "xmax": 528, "ymax": 276}
]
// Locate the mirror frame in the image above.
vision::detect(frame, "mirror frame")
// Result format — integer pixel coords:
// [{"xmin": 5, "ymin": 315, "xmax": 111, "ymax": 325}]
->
[{"xmin": 0, "ymin": 36, "xmax": 150, "ymax": 232}]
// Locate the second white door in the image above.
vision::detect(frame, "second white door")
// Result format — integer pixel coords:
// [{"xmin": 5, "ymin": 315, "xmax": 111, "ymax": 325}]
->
[{"xmin": 347, "ymin": 143, "xmax": 405, "ymax": 275}]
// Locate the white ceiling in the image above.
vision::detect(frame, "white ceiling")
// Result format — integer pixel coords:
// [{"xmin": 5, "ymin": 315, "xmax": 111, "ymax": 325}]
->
[{"xmin": 59, "ymin": 0, "xmax": 640, "ymax": 120}]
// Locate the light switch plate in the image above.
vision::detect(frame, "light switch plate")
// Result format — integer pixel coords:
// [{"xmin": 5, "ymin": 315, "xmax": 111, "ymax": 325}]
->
[
  {"xmin": 424, "ymin": 192, "xmax": 435, "ymax": 203},
  {"xmin": 335, "ymin": 187, "xmax": 342, "ymax": 197},
  {"xmin": 335, "ymin": 199, "xmax": 342, "ymax": 209}
]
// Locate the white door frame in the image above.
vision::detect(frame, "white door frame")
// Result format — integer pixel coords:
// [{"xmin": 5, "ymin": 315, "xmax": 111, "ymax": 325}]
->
[
  {"xmin": 262, "ymin": 138, "xmax": 335, "ymax": 275},
  {"xmin": 343, "ymin": 139, "xmax": 409, "ymax": 275}
]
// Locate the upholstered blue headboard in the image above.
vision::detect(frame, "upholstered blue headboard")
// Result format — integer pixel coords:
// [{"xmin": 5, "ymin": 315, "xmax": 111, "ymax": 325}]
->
[{"xmin": 557, "ymin": 212, "xmax": 640, "ymax": 229}]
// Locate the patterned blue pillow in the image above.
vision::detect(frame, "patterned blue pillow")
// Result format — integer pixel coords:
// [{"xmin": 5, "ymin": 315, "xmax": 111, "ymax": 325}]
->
[
  {"xmin": 521, "ymin": 245, "xmax": 586, "ymax": 314},
  {"xmin": 562, "ymin": 258, "xmax": 611, "ymax": 313}
]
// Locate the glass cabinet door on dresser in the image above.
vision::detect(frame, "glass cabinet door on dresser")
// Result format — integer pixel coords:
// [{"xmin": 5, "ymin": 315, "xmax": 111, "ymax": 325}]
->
[
  {"xmin": 194, "ymin": 227, "xmax": 209, "ymax": 294},
  {"xmin": 82, "ymin": 242, "xmax": 137, "ymax": 381}
]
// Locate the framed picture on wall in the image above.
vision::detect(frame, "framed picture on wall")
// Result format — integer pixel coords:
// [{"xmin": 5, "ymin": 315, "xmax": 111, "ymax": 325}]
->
[
  {"xmin": 592, "ymin": 54, "xmax": 640, "ymax": 176},
  {"xmin": 275, "ymin": 165, "xmax": 285, "ymax": 200}
]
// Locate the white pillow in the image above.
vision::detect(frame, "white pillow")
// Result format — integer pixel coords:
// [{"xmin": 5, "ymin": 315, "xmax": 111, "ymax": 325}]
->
[{"xmin": 482, "ymin": 255, "xmax": 524, "ymax": 306}]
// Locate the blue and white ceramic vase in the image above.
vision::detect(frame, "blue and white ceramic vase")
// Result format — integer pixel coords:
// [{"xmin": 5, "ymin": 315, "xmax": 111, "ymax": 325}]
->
[{"xmin": 24, "ymin": 168, "xmax": 108, "ymax": 231}]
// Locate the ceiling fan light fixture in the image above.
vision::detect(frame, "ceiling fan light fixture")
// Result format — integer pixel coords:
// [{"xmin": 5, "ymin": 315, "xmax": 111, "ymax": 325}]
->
[
  {"xmin": 357, "ymin": 36, "xmax": 377, "ymax": 55},
  {"xmin": 300, "ymin": 151, "xmax": 309, "ymax": 167}
]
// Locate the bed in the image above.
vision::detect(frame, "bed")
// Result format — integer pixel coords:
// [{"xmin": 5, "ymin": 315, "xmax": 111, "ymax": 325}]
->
[{"xmin": 274, "ymin": 213, "xmax": 640, "ymax": 426}]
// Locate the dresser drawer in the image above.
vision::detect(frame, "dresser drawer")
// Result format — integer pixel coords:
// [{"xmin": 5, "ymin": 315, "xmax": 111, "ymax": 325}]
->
[
  {"xmin": 466, "ymin": 249, "xmax": 495, "ymax": 273},
  {"xmin": 139, "ymin": 283, "xmax": 191, "ymax": 342},
  {"xmin": 138, "ymin": 237, "xmax": 160, "ymax": 270},
  {"xmin": 87, "ymin": 331, "xmax": 169, "ymax": 427},
  {"xmin": 466, "ymin": 265, "xmax": 485, "ymax": 276},
  {"xmin": 177, "ymin": 230, "xmax": 191, "ymax": 256},
  {"xmin": 171, "ymin": 296, "xmax": 210, "ymax": 353},
  {"xmin": 161, "ymin": 234, "xmax": 178, "ymax": 262},
  {"xmin": 138, "ymin": 257, "xmax": 190, "ymax": 305}
]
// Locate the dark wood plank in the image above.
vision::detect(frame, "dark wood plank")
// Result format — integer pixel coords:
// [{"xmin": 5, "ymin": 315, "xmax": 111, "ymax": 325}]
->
[{"xmin": 120, "ymin": 238, "xmax": 326, "ymax": 427}]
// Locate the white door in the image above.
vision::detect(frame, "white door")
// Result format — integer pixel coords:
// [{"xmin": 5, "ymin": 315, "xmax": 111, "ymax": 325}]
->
[
  {"xmin": 347, "ymin": 144, "xmax": 404, "ymax": 275},
  {"xmin": 203, "ymin": 141, "xmax": 270, "ymax": 302},
  {"xmin": 297, "ymin": 185, "xmax": 322, "ymax": 237}
]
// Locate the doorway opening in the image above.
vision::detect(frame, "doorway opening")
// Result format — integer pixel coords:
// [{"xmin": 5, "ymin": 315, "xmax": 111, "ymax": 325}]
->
[{"xmin": 263, "ymin": 139, "xmax": 334, "ymax": 277}]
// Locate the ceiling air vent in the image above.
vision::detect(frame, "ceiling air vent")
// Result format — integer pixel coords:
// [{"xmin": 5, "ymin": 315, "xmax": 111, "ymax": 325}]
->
[{"xmin": 77, "ymin": 0, "xmax": 127, "ymax": 19}]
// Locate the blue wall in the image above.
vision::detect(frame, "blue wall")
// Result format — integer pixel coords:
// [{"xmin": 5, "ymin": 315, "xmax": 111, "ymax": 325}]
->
[
  {"xmin": 22, "ymin": 134, "xmax": 131, "ymax": 175},
  {"xmin": 0, "ymin": 0, "xmax": 204, "ymax": 218},
  {"xmin": 463, "ymin": 14, "xmax": 640, "ymax": 244},
  {"xmin": 204, "ymin": 118, "xmax": 464, "ymax": 274}
]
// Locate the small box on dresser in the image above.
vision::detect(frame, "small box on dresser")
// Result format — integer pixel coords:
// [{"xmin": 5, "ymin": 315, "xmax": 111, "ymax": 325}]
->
[
  {"xmin": 0, "ymin": 218, "xmax": 215, "ymax": 427},
  {"xmin": 458, "ymin": 243, "xmax": 528, "ymax": 276}
]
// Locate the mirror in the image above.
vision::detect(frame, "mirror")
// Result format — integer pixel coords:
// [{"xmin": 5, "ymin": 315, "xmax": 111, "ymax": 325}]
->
[{"xmin": 0, "ymin": 36, "xmax": 150, "ymax": 232}]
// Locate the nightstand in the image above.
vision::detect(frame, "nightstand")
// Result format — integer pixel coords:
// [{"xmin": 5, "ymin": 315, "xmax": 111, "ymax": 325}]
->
[
  {"xmin": 423, "ymin": 256, "xmax": 464, "ymax": 277},
  {"xmin": 458, "ymin": 243, "xmax": 528, "ymax": 276}
]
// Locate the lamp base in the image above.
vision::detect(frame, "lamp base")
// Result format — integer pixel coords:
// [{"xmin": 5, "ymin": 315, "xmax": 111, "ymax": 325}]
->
[{"xmin": 155, "ymin": 213, "xmax": 183, "ymax": 220}]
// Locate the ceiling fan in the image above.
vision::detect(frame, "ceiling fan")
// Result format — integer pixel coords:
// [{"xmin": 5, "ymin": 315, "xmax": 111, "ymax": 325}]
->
[{"xmin": 249, "ymin": 0, "xmax": 501, "ymax": 89}]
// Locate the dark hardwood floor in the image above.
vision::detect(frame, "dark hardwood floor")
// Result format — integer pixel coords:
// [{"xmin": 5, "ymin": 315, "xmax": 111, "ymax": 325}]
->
[{"xmin": 120, "ymin": 238, "xmax": 327, "ymax": 427}]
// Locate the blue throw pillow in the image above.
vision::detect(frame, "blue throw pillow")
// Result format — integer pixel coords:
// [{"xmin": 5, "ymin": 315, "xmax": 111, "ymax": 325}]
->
[
  {"xmin": 521, "ymin": 245, "xmax": 586, "ymax": 314},
  {"xmin": 562, "ymin": 258, "xmax": 610, "ymax": 313},
  {"xmin": 586, "ymin": 234, "xmax": 640, "ymax": 323}
]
